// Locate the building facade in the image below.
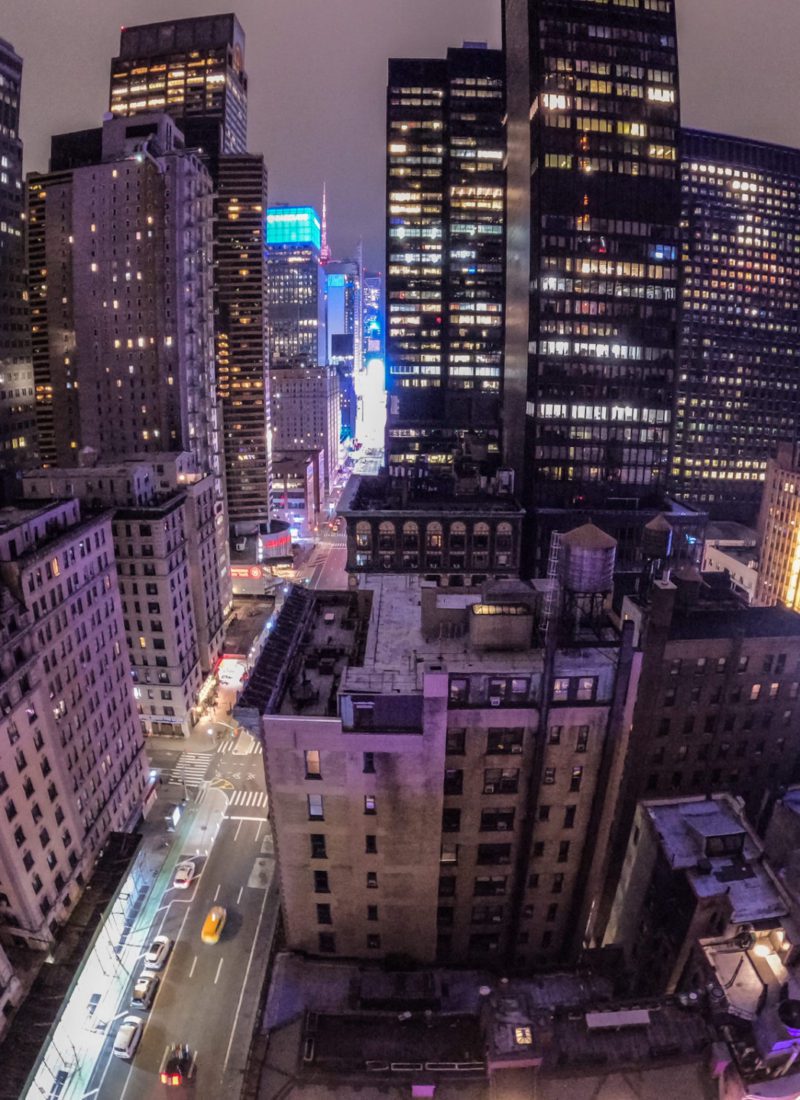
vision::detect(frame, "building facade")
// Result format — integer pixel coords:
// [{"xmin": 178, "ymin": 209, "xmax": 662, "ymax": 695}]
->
[
  {"xmin": 109, "ymin": 14, "xmax": 247, "ymax": 158},
  {"xmin": 271, "ymin": 366, "xmax": 340, "ymax": 493},
  {"xmin": 0, "ymin": 499, "xmax": 147, "ymax": 954},
  {"xmin": 28, "ymin": 114, "xmax": 221, "ymax": 484},
  {"xmin": 586, "ymin": 570, "xmax": 800, "ymax": 948},
  {"xmin": 673, "ymin": 132, "xmax": 800, "ymax": 519},
  {"xmin": 216, "ymin": 154, "xmax": 271, "ymax": 530},
  {"xmin": 0, "ymin": 38, "xmax": 36, "ymax": 499},
  {"xmin": 266, "ymin": 206, "xmax": 325, "ymax": 368},
  {"xmin": 756, "ymin": 443, "xmax": 800, "ymax": 611},
  {"xmin": 338, "ymin": 473, "xmax": 524, "ymax": 579},
  {"xmin": 503, "ymin": 0, "xmax": 680, "ymax": 508},
  {"xmin": 237, "ymin": 528, "xmax": 641, "ymax": 971},
  {"xmin": 386, "ymin": 47, "xmax": 505, "ymax": 473},
  {"xmin": 22, "ymin": 455, "xmax": 228, "ymax": 736},
  {"xmin": 603, "ymin": 794, "xmax": 791, "ymax": 996}
]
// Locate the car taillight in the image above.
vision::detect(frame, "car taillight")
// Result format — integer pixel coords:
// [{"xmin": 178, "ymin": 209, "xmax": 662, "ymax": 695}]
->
[
  {"xmin": 160, "ymin": 1073, "xmax": 169, "ymax": 1083},
  {"xmin": 172, "ymin": 1075, "xmax": 181, "ymax": 1085}
]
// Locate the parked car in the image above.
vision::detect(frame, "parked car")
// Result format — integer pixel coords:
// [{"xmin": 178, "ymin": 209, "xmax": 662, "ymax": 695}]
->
[
  {"xmin": 144, "ymin": 934, "xmax": 172, "ymax": 970},
  {"xmin": 113, "ymin": 1016, "xmax": 143, "ymax": 1060},
  {"xmin": 131, "ymin": 972, "xmax": 160, "ymax": 1010},
  {"xmin": 173, "ymin": 860, "xmax": 196, "ymax": 889}
]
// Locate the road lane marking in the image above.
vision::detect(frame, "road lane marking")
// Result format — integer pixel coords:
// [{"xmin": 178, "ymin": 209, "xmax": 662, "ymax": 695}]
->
[
  {"xmin": 214, "ymin": 883, "xmax": 221, "ymax": 901},
  {"xmin": 224, "ymin": 814, "xmax": 267, "ymax": 822},
  {"xmin": 235, "ymin": 819, "xmax": 243, "ymax": 840},
  {"xmin": 223, "ymin": 877, "xmax": 273, "ymax": 1070},
  {"xmin": 214, "ymin": 958, "xmax": 224, "ymax": 984},
  {"xmin": 255, "ymin": 820, "xmax": 264, "ymax": 843},
  {"xmin": 236, "ymin": 886, "xmax": 244, "ymax": 904},
  {"xmin": 189, "ymin": 955, "xmax": 198, "ymax": 978}
]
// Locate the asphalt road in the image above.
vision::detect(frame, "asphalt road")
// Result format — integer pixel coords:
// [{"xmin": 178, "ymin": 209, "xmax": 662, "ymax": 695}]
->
[
  {"xmin": 83, "ymin": 742, "xmax": 276, "ymax": 1100},
  {"xmin": 295, "ymin": 535, "xmax": 349, "ymax": 591}
]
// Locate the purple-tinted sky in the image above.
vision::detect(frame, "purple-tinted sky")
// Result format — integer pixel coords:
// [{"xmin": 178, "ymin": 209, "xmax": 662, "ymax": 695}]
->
[{"xmin": 4, "ymin": 0, "xmax": 800, "ymax": 271}]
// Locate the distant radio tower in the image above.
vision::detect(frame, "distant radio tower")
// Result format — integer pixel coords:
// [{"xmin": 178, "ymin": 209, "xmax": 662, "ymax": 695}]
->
[{"xmin": 320, "ymin": 181, "xmax": 332, "ymax": 266}]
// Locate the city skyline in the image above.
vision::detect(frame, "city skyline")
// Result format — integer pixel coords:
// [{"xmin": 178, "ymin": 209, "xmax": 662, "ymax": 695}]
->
[{"xmin": 2, "ymin": 0, "xmax": 800, "ymax": 270}]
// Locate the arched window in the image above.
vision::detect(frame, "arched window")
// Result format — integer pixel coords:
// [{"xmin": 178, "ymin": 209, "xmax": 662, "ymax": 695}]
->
[
  {"xmin": 473, "ymin": 522, "xmax": 490, "ymax": 550},
  {"xmin": 426, "ymin": 522, "xmax": 443, "ymax": 550},
  {"xmin": 496, "ymin": 521, "xmax": 513, "ymax": 553},
  {"xmin": 356, "ymin": 522, "xmax": 372, "ymax": 550},
  {"xmin": 378, "ymin": 521, "xmax": 396, "ymax": 551},
  {"xmin": 402, "ymin": 521, "xmax": 419, "ymax": 549},
  {"xmin": 449, "ymin": 521, "xmax": 467, "ymax": 550}
]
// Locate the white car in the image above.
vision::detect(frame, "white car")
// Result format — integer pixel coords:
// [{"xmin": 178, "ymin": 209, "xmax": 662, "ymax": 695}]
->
[
  {"xmin": 173, "ymin": 860, "xmax": 196, "ymax": 889},
  {"xmin": 144, "ymin": 934, "xmax": 172, "ymax": 970},
  {"xmin": 113, "ymin": 1016, "xmax": 143, "ymax": 1060}
]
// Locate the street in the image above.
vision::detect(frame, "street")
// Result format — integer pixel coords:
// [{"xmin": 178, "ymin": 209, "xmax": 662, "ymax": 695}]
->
[{"xmin": 77, "ymin": 734, "xmax": 278, "ymax": 1100}]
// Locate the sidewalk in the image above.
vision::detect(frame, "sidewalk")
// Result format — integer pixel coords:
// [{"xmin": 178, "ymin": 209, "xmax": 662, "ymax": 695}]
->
[{"xmin": 3, "ymin": 780, "xmax": 188, "ymax": 1100}]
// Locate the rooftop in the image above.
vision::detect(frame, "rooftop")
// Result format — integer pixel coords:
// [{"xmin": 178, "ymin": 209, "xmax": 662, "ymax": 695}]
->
[
  {"xmin": 704, "ymin": 521, "xmax": 759, "ymax": 546},
  {"xmin": 338, "ymin": 474, "xmax": 523, "ymax": 517},
  {"xmin": 260, "ymin": 954, "xmax": 714, "ymax": 1097},
  {"xmin": 344, "ymin": 575, "xmax": 546, "ymax": 695},
  {"xmin": 646, "ymin": 797, "xmax": 787, "ymax": 925}
]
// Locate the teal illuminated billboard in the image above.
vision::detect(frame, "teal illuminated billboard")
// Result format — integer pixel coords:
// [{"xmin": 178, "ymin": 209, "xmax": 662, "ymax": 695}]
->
[{"xmin": 266, "ymin": 206, "xmax": 321, "ymax": 250}]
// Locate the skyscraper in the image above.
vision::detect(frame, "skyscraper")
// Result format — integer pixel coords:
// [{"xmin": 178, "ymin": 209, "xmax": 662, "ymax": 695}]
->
[
  {"xmin": 110, "ymin": 18, "xmax": 273, "ymax": 533},
  {"xmin": 266, "ymin": 206, "xmax": 326, "ymax": 368},
  {"xmin": 503, "ymin": 0, "xmax": 680, "ymax": 508},
  {"xmin": 216, "ymin": 155, "xmax": 272, "ymax": 529},
  {"xmin": 362, "ymin": 270, "xmax": 383, "ymax": 361},
  {"xmin": 109, "ymin": 14, "xmax": 247, "ymax": 159},
  {"xmin": 385, "ymin": 47, "xmax": 505, "ymax": 474},
  {"xmin": 673, "ymin": 130, "xmax": 800, "ymax": 519},
  {"xmin": 325, "ymin": 259, "xmax": 361, "ymax": 371},
  {"xmin": 0, "ymin": 38, "xmax": 36, "ymax": 498},
  {"xmin": 27, "ymin": 115, "xmax": 220, "ymax": 479}
]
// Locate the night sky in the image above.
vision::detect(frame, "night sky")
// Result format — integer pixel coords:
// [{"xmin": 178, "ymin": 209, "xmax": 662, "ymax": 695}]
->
[{"xmin": 3, "ymin": 0, "xmax": 800, "ymax": 271}]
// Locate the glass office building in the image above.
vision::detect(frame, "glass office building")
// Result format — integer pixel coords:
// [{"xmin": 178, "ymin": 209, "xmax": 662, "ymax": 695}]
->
[
  {"xmin": 503, "ymin": 0, "xmax": 681, "ymax": 509},
  {"xmin": 673, "ymin": 130, "xmax": 800, "ymax": 519},
  {"xmin": 385, "ymin": 46, "xmax": 505, "ymax": 474}
]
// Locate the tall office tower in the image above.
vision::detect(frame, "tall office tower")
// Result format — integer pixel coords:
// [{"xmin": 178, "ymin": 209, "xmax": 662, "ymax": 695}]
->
[
  {"xmin": 109, "ymin": 19, "xmax": 274, "ymax": 536},
  {"xmin": 386, "ymin": 47, "xmax": 505, "ymax": 474},
  {"xmin": 271, "ymin": 366, "xmax": 341, "ymax": 493},
  {"xmin": 236, "ymin": 528, "xmax": 640, "ymax": 970},
  {"xmin": 216, "ymin": 155, "xmax": 271, "ymax": 530},
  {"xmin": 0, "ymin": 498, "xmax": 147, "ymax": 952},
  {"xmin": 503, "ymin": 1, "xmax": 680, "ymax": 510},
  {"xmin": 673, "ymin": 131, "xmax": 800, "ymax": 520},
  {"xmin": 326, "ymin": 259, "xmax": 362, "ymax": 371},
  {"xmin": 109, "ymin": 14, "xmax": 247, "ymax": 159},
  {"xmin": 23, "ymin": 452, "xmax": 229, "ymax": 736},
  {"xmin": 0, "ymin": 39, "xmax": 36, "ymax": 498},
  {"xmin": 362, "ymin": 270, "xmax": 383, "ymax": 361},
  {"xmin": 266, "ymin": 206, "xmax": 326, "ymax": 368},
  {"xmin": 756, "ymin": 443, "xmax": 800, "ymax": 610},
  {"xmin": 27, "ymin": 114, "xmax": 221, "ymax": 482}
]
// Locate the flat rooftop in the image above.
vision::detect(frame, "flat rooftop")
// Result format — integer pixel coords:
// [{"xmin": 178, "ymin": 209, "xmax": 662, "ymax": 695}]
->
[
  {"xmin": 338, "ymin": 474, "xmax": 524, "ymax": 516},
  {"xmin": 705, "ymin": 521, "xmax": 758, "ymax": 545},
  {"xmin": 344, "ymin": 574, "xmax": 546, "ymax": 695},
  {"xmin": 647, "ymin": 798, "xmax": 786, "ymax": 925},
  {"xmin": 261, "ymin": 955, "xmax": 714, "ymax": 1096}
]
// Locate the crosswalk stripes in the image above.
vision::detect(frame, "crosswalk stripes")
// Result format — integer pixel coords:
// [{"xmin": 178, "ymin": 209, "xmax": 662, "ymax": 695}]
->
[
  {"xmin": 168, "ymin": 752, "xmax": 212, "ymax": 787},
  {"xmin": 217, "ymin": 739, "xmax": 263, "ymax": 756},
  {"xmin": 227, "ymin": 790, "xmax": 268, "ymax": 809}
]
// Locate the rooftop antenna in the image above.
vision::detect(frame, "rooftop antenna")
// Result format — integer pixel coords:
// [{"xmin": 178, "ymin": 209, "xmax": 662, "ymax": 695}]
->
[{"xmin": 320, "ymin": 181, "xmax": 331, "ymax": 266}]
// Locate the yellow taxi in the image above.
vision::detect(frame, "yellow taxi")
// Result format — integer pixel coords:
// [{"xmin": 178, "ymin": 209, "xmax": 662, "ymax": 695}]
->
[{"xmin": 201, "ymin": 905, "xmax": 226, "ymax": 945}]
